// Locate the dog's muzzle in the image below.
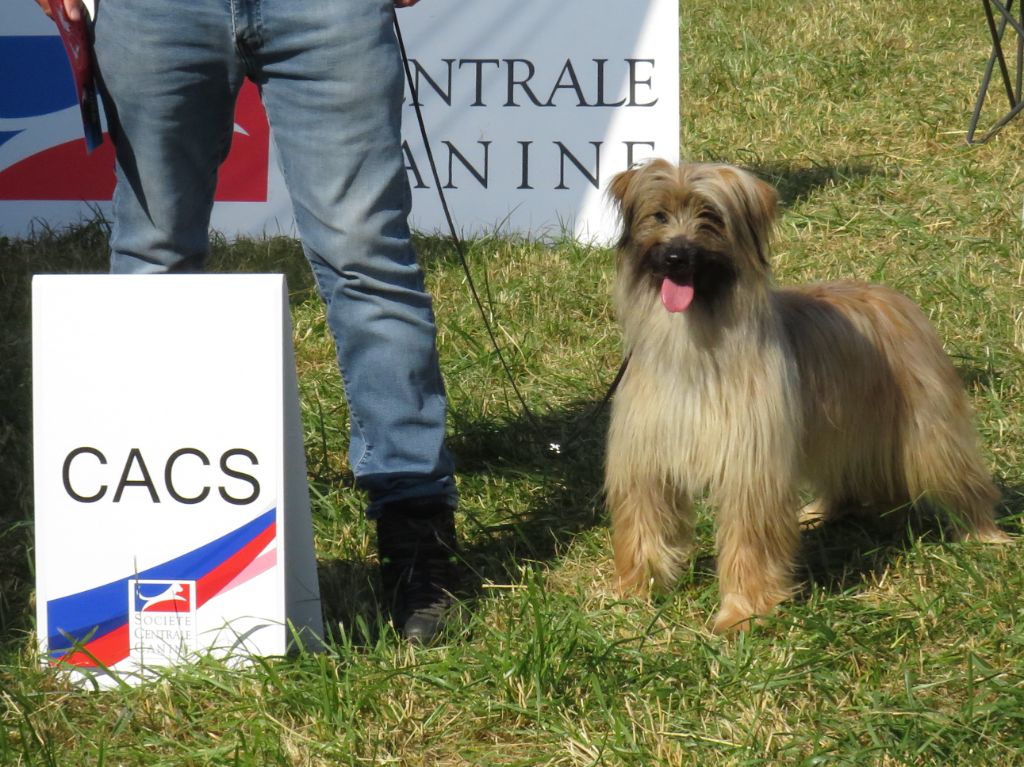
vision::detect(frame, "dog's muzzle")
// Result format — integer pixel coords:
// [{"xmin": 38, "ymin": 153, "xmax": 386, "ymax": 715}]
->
[
  {"xmin": 644, "ymin": 237, "xmax": 736, "ymax": 313},
  {"xmin": 649, "ymin": 237, "xmax": 701, "ymax": 282}
]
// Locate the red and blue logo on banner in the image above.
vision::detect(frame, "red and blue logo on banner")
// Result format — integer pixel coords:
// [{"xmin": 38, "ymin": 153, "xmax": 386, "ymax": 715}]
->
[
  {"xmin": 0, "ymin": 34, "xmax": 269, "ymax": 202},
  {"xmin": 133, "ymin": 581, "xmax": 193, "ymax": 614},
  {"xmin": 46, "ymin": 507, "xmax": 278, "ymax": 668}
]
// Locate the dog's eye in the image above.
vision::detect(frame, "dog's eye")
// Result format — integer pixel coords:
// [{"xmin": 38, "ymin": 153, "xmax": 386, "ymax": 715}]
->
[
  {"xmin": 653, "ymin": 212, "xmax": 669, "ymax": 224},
  {"xmin": 698, "ymin": 208, "xmax": 724, "ymax": 231}
]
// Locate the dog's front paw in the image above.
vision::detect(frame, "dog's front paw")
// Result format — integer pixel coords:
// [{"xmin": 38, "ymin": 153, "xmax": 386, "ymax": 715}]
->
[
  {"xmin": 712, "ymin": 598, "xmax": 754, "ymax": 634},
  {"xmin": 712, "ymin": 591, "xmax": 786, "ymax": 634},
  {"xmin": 962, "ymin": 527, "xmax": 1012, "ymax": 544},
  {"xmin": 614, "ymin": 571, "xmax": 652, "ymax": 598}
]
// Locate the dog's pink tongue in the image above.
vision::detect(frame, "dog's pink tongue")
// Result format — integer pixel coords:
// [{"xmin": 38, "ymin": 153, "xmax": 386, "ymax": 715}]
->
[{"xmin": 661, "ymin": 277, "xmax": 695, "ymax": 313}]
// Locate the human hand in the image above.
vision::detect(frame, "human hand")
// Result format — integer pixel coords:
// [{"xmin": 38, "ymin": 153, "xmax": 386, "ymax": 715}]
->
[
  {"xmin": 394, "ymin": 0, "xmax": 420, "ymax": 7},
  {"xmin": 33, "ymin": 0, "xmax": 84, "ymax": 21}
]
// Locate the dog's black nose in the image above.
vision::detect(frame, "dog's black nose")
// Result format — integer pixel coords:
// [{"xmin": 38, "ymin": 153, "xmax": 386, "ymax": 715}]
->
[
  {"xmin": 653, "ymin": 238, "xmax": 697, "ymax": 275},
  {"xmin": 663, "ymin": 249, "xmax": 691, "ymax": 267}
]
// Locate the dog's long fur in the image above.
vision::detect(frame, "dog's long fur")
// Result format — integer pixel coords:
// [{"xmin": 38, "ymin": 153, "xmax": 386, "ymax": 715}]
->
[{"xmin": 605, "ymin": 159, "xmax": 1008, "ymax": 633}]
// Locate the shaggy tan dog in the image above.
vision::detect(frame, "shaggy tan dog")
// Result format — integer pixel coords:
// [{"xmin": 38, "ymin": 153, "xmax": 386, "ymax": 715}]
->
[{"xmin": 604, "ymin": 159, "xmax": 1008, "ymax": 633}]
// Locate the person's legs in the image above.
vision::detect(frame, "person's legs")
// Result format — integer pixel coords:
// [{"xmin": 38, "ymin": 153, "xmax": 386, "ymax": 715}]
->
[
  {"xmin": 92, "ymin": 0, "xmax": 243, "ymax": 273},
  {"xmin": 253, "ymin": 0, "xmax": 456, "ymax": 514},
  {"xmin": 252, "ymin": 0, "xmax": 459, "ymax": 640}
]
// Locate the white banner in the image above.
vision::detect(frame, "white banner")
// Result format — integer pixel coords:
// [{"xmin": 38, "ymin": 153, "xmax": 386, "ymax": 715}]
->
[
  {"xmin": 399, "ymin": 0, "xmax": 679, "ymax": 240},
  {"xmin": 0, "ymin": 0, "xmax": 678, "ymax": 242}
]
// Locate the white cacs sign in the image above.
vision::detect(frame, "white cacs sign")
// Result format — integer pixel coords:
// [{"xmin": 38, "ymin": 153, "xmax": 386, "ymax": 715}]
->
[
  {"xmin": 32, "ymin": 275, "xmax": 323, "ymax": 686},
  {"xmin": 0, "ymin": 0, "xmax": 678, "ymax": 242}
]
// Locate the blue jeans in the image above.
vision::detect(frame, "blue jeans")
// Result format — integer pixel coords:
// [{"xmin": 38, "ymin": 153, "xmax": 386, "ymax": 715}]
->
[{"xmin": 92, "ymin": 0, "xmax": 456, "ymax": 515}]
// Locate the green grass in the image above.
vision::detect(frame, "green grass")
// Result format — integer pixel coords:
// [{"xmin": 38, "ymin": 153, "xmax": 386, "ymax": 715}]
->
[{"xmin": 2, "ymin": 0, "xmax": 1024, "ymax": 764}]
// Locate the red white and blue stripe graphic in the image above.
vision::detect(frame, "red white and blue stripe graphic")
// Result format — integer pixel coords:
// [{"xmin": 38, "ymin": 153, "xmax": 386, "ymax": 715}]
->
[
  {"xmin": 0, "ymin": 34, "xmax": 269, "ymax": 202},
  {"xmin": 46, "ymin": 507, "xmax": 277, "ymax": 668}
]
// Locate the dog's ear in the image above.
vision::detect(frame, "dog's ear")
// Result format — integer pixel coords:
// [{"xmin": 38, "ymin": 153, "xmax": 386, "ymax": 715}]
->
[
  {"xmin": 607, "ymin": 158, "xmax": 675, "ymax": 208},
  {"xmin": 606, "ymin": 165, "xmax": 643, "ymax": 245},
  {"xmin": 751, "ymin": 175, "xmax": 778, "ymax": 225},
  {"xmin": 607, "ymin": 166, "xmax": 639, "ymax": 209},
  {"xmin": 737, "ymin": 172, "xmax": 779, "ymax": 266}
]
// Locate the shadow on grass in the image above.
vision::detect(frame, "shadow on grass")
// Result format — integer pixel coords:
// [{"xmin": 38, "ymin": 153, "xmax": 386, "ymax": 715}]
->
[
  {"xmin": 796, "ymin": 488, "xmax": 1021, "ymax": 599},
  {"xmin": 797, "ymin": 509, "xmax": 920, "ymax": 597},
  {"xmin": 449, "ymin": 401, "xmax": 610, "ymax": 573},
  {"xmin": 311, "ymin": 396, "xmax": 613, "ymax": 644},
  {"xmin": 316, "ymin": 558, "xmax": 386, "ymax": 645},
  {"xmin": 751, "ymin": 160, "xmax": 886, "ymax": 207},
  {"xmin": 952, "ymin": 359, "xmax": 1006, "ymax": 393}
]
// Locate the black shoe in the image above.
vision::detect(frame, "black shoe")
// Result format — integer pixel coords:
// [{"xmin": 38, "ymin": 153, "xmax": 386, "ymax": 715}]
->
[{"xmin": 375, "ymin": 500, "xmax": 460, "ymax": 644}]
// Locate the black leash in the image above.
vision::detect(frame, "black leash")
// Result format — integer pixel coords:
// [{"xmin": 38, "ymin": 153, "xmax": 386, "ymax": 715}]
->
[{"xmin": 392, "ymin": 15, "xmax": 628, "ymax": 455}]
